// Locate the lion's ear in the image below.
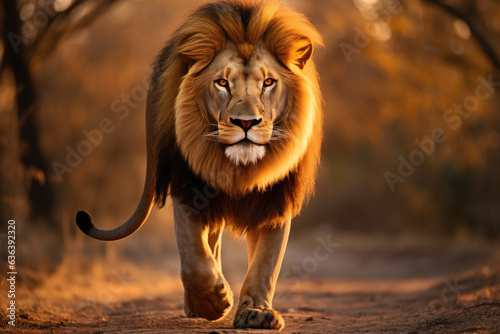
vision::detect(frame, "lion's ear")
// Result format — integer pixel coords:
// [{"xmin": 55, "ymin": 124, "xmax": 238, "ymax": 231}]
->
[
  {"xmin": 181, "ymin": 55, "xmax": 213, "ymax": 74},
  {"xmin": 273, "ymin": 37, "xmax": 314, "ymax": 71},
  {"xmin": 292, "ymin": 38, "xmax": 313, "ymax": 70}
]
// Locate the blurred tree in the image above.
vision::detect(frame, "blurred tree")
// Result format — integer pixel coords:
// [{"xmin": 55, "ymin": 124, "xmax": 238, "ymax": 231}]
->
[
  {"xmin": 0, "ymin": 0, "xmax": 120, "ymax": 224},
  {"xmin": 310, "ymin": 0, "xmax": 500, "ymax": 237},
  {"xmin": 422, "ymin": 0, "xmax": 500, "ymax": 71},
  {"xmin": 419, "ymin": 0, "xmax": 500, "ymax": 236}
]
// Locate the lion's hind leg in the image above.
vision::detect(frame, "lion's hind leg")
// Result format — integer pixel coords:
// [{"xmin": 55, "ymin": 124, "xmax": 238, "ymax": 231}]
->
[{"xmin": 173, "ymin": 199, "xmax": 233, "ymax": 321}]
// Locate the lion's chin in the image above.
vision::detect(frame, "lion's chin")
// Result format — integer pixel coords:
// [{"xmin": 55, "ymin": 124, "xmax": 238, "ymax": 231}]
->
[{"xmin": 225, "ymin": 142, "xmax": 266, "ymax": 166}]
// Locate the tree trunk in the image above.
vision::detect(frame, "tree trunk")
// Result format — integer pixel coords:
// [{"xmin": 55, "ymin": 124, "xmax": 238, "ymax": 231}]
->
[{"xmin": 1, "ymin": 0, "xmax": 56, "ymax": 224}]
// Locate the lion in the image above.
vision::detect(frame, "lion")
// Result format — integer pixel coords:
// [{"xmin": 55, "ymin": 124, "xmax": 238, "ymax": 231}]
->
[{"xmin": 76, "ymin": 0, "xmax": 323, "ymax": 330}]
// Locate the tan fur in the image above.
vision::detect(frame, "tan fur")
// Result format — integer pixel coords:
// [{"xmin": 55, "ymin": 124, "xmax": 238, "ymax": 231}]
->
[{"xmin": 77, "ymin": 0, "xmax": 322, "ymax": 330}]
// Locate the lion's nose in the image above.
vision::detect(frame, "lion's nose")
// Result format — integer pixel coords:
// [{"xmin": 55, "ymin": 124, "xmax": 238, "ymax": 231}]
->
[{"xmin": 230, "ymin": 118, "xmax": 262, "ymax": 132}]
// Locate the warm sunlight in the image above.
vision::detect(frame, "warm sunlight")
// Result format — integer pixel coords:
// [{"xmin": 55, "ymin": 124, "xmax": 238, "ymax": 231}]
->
[{"xmin": 1, "ymin": 0, "xmax": 499, "ymax": 333}]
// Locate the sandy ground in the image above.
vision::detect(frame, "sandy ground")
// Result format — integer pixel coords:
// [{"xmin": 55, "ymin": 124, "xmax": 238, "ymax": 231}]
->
[{"xmin": 3, "ymin": 235, "xmax": 500, "ymax": 333}]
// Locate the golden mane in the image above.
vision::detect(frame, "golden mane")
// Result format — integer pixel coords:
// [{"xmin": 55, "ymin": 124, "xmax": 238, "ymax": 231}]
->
[{"xmin": 148, "ymin": 0, "xmax": 323, "ymax": 231}]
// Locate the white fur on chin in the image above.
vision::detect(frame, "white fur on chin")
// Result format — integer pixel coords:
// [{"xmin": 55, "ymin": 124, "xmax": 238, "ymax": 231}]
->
[{"xmin": 225, "ymin": 143, "xmax": 266, "ymax": 166}]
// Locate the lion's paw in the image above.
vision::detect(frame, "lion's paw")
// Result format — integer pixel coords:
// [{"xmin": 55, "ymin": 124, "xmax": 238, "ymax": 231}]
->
[
  {"xmin": 183, "ymin": 304, "xmax": 198, "ymax": 318},
  {"xmin": 233, "ymin": 306, "xmax": 284, "ymax": 330},
  {"xmin": 184, "ymin": 278, "xmax": 233, "ymax": 321}
]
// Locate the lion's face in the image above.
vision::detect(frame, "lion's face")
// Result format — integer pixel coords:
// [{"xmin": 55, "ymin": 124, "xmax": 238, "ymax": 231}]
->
[{"xmin": 204, "ymin": 42, "xmax": 286, "ymax": 166}]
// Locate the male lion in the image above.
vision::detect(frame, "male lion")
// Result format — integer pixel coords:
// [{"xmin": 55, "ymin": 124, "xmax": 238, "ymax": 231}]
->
[{"xmin": 76, "ymin": 0, "xmax": 322, "ymax": 330}]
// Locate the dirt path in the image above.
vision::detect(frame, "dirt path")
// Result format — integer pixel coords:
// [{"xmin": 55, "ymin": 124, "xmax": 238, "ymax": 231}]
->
[{"xmin": 4, "ymin": 239, "xmax": 500, "ymax": 333}]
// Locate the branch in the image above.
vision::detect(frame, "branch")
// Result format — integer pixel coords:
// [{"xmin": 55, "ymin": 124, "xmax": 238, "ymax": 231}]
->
[
  {"xmin": 29, "ymin": 0, "xmax": 87, "ymax": 53},
  {"xmin": 30, "ymin": 0, "xmax": 122, "ymax": 61},
  {"xmin": 421, "ymin": 0, "xmax": 500, "ymax": 71}
]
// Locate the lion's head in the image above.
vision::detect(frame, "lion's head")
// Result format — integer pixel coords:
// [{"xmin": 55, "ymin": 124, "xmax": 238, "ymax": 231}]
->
[
  {"xmin": 76, "ymin": 0, "xmax": 323, "ymax": 240},
  {"xmin": 155, "ymin": 0, "xmax": 323, "ymax": 198}
]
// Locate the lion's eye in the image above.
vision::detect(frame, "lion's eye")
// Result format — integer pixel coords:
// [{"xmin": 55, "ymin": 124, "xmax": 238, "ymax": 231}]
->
[
  {"xmin": 263, "ymin": 78, "xmax": 277, "ymax": 88},
  {"xmin": 215, "ymin": 79, "xmax": 230, "ymax": 91}
]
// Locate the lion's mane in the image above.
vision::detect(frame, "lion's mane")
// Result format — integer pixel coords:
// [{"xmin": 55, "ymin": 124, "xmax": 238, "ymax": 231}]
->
[{"xmin": 147, "ymin": 0, "xmax": 323, "ymax": 232}]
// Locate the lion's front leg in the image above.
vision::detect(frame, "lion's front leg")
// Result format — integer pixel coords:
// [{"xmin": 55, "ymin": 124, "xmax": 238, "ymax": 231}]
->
[
  {"xmin": 233, "ymin": 219, "xmax": 291, "ymax": 330},
  {"xmin": 173, "ymin": 198, "xmax": 233, "ymax": 321}
]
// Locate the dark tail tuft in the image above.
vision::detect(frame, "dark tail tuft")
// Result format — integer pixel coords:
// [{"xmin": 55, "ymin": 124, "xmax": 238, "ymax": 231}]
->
[{"xmin": 76, "ymin": 211, "xmax": 94, "ymax": 235}]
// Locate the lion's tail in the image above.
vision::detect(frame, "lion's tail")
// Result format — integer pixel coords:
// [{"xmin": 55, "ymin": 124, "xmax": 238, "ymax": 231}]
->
[{"xmin": 75, "ymin": 162, "xmax": 154, "ymax": 241}]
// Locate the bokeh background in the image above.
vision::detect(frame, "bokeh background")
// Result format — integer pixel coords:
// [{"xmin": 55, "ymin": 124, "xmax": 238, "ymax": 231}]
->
[{"xmin": 0, "ymin": 0, "xmax": 500, "ymax": 330}]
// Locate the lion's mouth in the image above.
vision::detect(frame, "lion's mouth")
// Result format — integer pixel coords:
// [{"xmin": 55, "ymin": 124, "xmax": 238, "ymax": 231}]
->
[{"xmin": 226, "ymin": 138, "xmax": 266, "ymax": 147}]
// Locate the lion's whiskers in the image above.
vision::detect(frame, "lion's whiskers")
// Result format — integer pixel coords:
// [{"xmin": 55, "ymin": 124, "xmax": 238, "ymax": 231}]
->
[
  {"xmin": 204, "ymin": 131, "xmax": 221, "ymax": 141},
  {"xmin": 271, "ymin": 128, "xmax": 289, "ymax": 141},
  {"xmin": 204, "ymin": 124, "xmax": 219, "ymax": 141}
]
